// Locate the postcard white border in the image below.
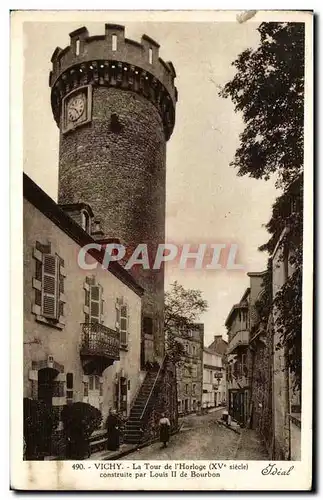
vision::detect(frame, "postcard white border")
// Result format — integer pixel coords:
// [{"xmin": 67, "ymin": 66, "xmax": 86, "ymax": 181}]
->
[{"xmin": 10, "ymin": 9, "xmax": 313, "ymax": 491}]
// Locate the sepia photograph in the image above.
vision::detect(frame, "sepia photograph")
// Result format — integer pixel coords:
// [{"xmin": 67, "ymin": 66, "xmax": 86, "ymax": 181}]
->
[{"xmin": 11, "ymin": 9, "xmax": 313, "ymax": 490}]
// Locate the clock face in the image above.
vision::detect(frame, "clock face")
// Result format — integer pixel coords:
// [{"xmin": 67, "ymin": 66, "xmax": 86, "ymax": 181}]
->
[
  {"xmin": 62, "ymin": 86, "xmax": 92, "ymax": 134},
  {"xmin": 67, "ymin": 95, "xmax": 85, "ymax": 122}
]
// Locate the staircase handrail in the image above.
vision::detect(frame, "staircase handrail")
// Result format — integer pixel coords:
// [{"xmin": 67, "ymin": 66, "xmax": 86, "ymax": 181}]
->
[
  {"xmin": 140, "ymin": 356, "xmax": 166, "ymax": 420},
  {"xmin": 129, "ymin": 372, "xmax": 148, "ymax": 414}
]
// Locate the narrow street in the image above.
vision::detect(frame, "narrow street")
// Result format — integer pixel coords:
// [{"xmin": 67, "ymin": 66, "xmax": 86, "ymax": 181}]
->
[{"xmin": 122, "ymin": 409, "xmax": 268, "ymax": 461}]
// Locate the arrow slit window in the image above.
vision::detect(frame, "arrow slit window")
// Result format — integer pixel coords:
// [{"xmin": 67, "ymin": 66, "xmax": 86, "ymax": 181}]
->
[{"xmin": 112, "ymin": 34, "xmax": 117, "ymax": 51}]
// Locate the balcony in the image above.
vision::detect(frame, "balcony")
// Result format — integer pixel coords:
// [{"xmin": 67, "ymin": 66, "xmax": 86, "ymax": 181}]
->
[
  {"xmin": 227, "ymin": 329, "xmax": 249, "ymax": 355},
  {"xmin": 80, "ymin": 323, "xmax": 120, "ymax": 375}
]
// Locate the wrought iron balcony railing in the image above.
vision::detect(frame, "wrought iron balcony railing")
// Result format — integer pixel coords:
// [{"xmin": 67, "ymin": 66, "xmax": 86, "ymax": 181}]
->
[{"xmin": 80, "ymin": 323, "xmax": 120, "ymax": 360}]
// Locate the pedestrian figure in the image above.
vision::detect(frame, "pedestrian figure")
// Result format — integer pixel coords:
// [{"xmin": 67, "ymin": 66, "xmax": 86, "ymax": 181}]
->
[
  {"xmin": 222, "ymin": 410, "xmax": 232, "ymax": 426},
  {"xmin": 106, "ymin": 409, "xmax": 121, "ymax": 451},
  {"xmin": 159, "ymin": 412, "xmax": 171, "ymax": 448}
]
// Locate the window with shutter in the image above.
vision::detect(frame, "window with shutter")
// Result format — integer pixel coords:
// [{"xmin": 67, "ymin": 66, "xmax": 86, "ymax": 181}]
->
[
  {"xmin": 120, "ymin": 304, "xmax": 128, "ymax": 346},
  {"xmin": 59, "ymin": 273, "xmax": 64, "ymax": 294},
  {"xmin": 116, "ymin": 299, "xmax": 128, "ymax": 347},
  {"xmin": 35, "ymin": 289, "xmax": 42, "ymax": 306},
  {"xmin": 42, "ymin": 254, "xmax": 59, "ymax": 319},
  {"xmin": 85, "ymin": 289, "xmax": 90, "ymax": 306},
  {"xmin": 90, "ymin": 285, "xmax": 101, "ymax": 323},
  {"xmin": 35, "ymin": 260, "xmax": 42, "ymax": 281},
  {"xmin": 116, "ymin": 300, "xmax": 120, "ymax": 330}
]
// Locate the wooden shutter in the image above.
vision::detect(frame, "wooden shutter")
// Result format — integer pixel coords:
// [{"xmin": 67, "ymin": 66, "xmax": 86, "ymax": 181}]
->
[
  {"xmin": 100, "ymin": 293, "xmax": 104, "ymax": 321},
  {"xmin": 90, "ymin": 285, "xmax": 101, "ymax": 323},
  {"xmin": 85, "ymin": 289, "xmax": 90, "ymax": 306},
  {"xmin": 115, "ymin": 298, "xmax": 120, "ymax": 330},
  {"xmin": 35, "ymin": 260, "xmax": 42, "ymax": 281},
  {"xmin": 59, "ymin": 301, "xmax": 64, "ymax": 317},
  {"xmin": 120, "ymin": 304, "xmax": 128, "ymax": 346},
  {"xmin": 59, "ymin": 272, "xmax": 64, "ymax": 293},
  {"xmin": 42, "ymin": 254, "xmax": 59, "ymax": 319}
]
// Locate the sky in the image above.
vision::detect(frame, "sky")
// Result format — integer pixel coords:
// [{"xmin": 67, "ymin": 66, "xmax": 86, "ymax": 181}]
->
[{"xmin": 23, "ymin": 16, "xmax": 278, "ymax": 346}]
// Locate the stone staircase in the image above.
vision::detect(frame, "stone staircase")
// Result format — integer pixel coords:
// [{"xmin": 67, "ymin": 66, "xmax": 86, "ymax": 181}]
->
[{"xmin": 123, "ymin": 371, "xmax": 159, "ymax": 444}]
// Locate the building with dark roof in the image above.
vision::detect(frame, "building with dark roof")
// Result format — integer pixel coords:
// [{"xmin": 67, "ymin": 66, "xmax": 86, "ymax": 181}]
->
[{"xmin": 24, "ymin": 173, "xmax": 143, "ymax": 454}]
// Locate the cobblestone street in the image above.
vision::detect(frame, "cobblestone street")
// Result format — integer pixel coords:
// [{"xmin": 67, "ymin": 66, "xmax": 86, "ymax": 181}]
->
[{"xmin": 122, "ymin": 409, "xmax": 268, "ymax": 461}]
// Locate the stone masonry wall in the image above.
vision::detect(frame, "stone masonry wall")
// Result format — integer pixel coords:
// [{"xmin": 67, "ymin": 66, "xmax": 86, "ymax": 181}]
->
[
  {"xmin": 58, "ymin": 86, "xmax": 167, "ymax": 359},
  {"xmin": 250, "ymin": 330, "xmax": 273, "ymax": 456}
]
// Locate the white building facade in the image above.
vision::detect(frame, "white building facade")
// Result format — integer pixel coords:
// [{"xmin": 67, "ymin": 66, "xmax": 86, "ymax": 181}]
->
[
  {"xmin": 202, "ymin": 348, "xmax": 226, "ymax": 409},
  {"xmin": 23, "ymin": 174, "xmax": 143, "ymax": 430}
]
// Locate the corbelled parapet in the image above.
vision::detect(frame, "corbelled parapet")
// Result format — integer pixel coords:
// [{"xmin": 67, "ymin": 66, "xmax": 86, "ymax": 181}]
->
[{"xmin": 49, "ymin": 24, "xmax": 177, "ymax": 140}]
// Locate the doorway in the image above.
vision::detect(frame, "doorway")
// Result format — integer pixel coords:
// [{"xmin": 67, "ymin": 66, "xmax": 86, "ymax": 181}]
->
[
  {"xmin": 114, "ymin": 376, "xmax": 128, "ymax": 416},
  {"xmin": 38, "ymin": 368, "xmax": 58, "ymax": 407},
  {"xmin": 231, "ymin": 391, "xmax": 245, "ymax": 424},
  {"xmin": 37, "ymin": 367, "xmax": 59, "ymax": 455},
  {"xmin": 88, "ymin": 375, "xmax": 101, "ymax": 411}
]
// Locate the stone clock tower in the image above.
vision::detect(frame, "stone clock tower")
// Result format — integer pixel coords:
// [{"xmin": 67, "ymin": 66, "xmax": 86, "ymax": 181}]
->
[{"xmin": 49, "ymin": 24, "xmax": 177, "ymax": 364}]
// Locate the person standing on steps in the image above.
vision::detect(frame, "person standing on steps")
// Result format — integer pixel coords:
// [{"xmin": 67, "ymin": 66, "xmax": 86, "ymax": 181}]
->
[
  {"xmin": 106, "ymin": 409, "xmax": 122, "ymax": 451},
  {"xmin": 159, "ymin": 412, "xmax": 171, "ymax": 448}
]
